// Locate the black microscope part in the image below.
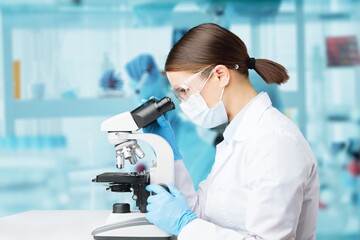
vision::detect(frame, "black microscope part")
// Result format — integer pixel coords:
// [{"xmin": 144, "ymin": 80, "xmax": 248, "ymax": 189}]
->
[
  {"xmin": 113, "ymin": 203, "xmax": 130, "ymax": 214},
  {"xmin": 92, "ymin": 172, "xmax": 150, "ymax": 213},
  {"xmin": 158, "ymin": 183, "xmax": 170, "ymax": 193},
  {"xmin": 130, "ymin": 97, "xmax": 175, "ymax": 129}
]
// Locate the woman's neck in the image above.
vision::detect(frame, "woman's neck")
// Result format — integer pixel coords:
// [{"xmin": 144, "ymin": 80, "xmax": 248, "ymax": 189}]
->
[{"xmin": 224, "ymin": 74, "xmax": 258, "ymax": 122}]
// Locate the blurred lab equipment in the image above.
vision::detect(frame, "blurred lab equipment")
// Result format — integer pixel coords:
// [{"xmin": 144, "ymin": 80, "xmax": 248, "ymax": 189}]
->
[
  {"xmin": 99, "ymin": 53, "xmax": 124, "ymax": 97},
  {"xmin": 346, "ymin": 139, "xmax": 360, "ymax": 175},
  {"xmin": 326, "ymin": 36, "xmax": 360, "ymax": 67},
  {"xmin": 92, "ymin": 97, "xmax": 175, "ymax": 239},
  {"xmin": 130, "ymin": 1, "xmax": 176, "ymax": 27},
  {"xmin": 0, "ymin": 134, "xmax": 69, "ymax": 216}
]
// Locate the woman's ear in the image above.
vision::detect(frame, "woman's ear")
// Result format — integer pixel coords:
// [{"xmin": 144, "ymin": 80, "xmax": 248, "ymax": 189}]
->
[{"xmin": 213, "ymin": 65, "xmax": 230, "ymax": 87}]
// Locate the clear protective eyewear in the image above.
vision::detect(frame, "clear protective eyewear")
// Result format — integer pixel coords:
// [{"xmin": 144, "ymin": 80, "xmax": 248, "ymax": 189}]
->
[{"xmin": 171, "ymin": 65, "xmax": 215, "ymax": 102}]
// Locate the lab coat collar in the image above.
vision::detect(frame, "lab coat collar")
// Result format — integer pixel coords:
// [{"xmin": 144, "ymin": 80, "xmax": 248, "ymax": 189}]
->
[
  {"xmin": 230, "ymin": 92, "xmax": 272, "ymax": 142},
  {"xmin": 212, "ymin": 92, "xmax": 272, "ymax": 179},
  {"xmin": 223, "ymin": 92, "xmax": 264, "ymax": 144}
]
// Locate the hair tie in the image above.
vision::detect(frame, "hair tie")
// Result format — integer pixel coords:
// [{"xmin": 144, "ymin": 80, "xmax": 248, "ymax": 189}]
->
[{"xmin": 248, "ymin": 57, "xmax": 256, "ymax": 70}]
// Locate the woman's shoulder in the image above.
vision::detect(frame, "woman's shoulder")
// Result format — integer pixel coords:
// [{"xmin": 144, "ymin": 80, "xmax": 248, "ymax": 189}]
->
[
  {"xmin": 257, "ymin": 106, "xmax": 303, "ymax": 139},
  {"xmin": 244, "ymin": 106, "xmax": 313, "ymax": 160}
]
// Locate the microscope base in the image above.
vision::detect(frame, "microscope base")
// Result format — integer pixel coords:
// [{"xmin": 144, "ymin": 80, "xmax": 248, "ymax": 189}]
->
[
  {"xmin": 92, "ymin": 212, "xmax": 174, "ymax": 240},
  {"xmin": 94, "ymin": 237, "xmax": 172, "ymax": 240}
]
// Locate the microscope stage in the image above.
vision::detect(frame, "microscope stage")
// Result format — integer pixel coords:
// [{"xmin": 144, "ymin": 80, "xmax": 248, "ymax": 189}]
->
[{"xmin": 93, "ymin": 172, "xmax": 149, "ymax": 184}]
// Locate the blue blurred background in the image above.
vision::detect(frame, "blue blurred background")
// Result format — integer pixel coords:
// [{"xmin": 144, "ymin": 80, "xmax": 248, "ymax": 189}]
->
[{"xmin": 0, "ymin": 0, "xmax": 359, "ymax": 239}]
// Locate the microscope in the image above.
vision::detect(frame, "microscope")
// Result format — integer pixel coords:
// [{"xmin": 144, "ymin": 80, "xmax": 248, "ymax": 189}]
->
[{"xmin": 92, "ymin": 97, "xmax": 176, "ymax": 240}]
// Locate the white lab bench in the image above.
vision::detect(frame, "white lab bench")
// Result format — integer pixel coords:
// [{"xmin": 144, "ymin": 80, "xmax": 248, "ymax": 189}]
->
[{"xmin": 0, "ymin": 210, "xmax": 110, "ymax": 240}]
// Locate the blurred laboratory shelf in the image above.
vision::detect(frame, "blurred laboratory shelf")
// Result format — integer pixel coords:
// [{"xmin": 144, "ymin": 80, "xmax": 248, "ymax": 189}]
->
[
  {"xmin": 0, "ymin": 157, "xmax": 56, "ymax": 168},
  {"xmin": 11, "ymin": 97, "xmax": 138, "ymax": 119},
  {"xmin": 3, "ymin": 96, "xmax": 139, "ymax": 134},
  {"xmin": 0, "ymin": 210, "xmax": 110, "ymax": 240}
]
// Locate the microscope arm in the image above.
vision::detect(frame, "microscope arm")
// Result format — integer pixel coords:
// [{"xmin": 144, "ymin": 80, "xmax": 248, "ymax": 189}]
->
[
  {"xmin": 131, "ymin": 133, "xmax": 174, "ymax": 184},
  {"xmin": 106, "ymin": 132, "xmax": 174, "ymax": 184}
]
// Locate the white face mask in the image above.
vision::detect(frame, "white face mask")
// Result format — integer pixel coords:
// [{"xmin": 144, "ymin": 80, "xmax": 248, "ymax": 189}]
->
[{"xmin": 179, "ymin": 88, "xmax": 228, "ymax": 129}]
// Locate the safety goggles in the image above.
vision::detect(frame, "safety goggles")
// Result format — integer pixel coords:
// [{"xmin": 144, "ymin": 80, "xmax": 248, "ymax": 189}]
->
[{"xmin": 171, "ymin": 65, "xmax": 215, "ymax": 102}]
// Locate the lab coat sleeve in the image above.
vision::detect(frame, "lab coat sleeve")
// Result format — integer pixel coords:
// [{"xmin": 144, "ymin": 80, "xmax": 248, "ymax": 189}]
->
[
  {"xmin": 179, "ymin": 219, "xmax": 261, "ymax": 240},
  {"xmin": 174, "ymin": 160, "xmax": 209, "ymax": 219}
]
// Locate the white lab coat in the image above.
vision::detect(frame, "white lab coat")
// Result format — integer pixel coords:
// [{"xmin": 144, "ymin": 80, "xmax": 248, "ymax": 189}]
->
[{"xmin": 174, "ymin": 93, "xmax": 319, "ymax": 240}]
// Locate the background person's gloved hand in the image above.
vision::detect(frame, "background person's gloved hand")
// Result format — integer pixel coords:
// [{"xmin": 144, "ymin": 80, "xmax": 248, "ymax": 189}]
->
[
  {"xmin": 126, "ymin": 54, "xmax": 159, "ymax": 82},
  {"xmin": 143, "ymin": 114, "xmax": 183, "ymax": 161},
  {"xmin": 126, "ymin": 54, "xmax": 164, "ymax": 99},
  {"xmin": 146, "ymin": 184, "xmax": 197, "ymax": 236}
]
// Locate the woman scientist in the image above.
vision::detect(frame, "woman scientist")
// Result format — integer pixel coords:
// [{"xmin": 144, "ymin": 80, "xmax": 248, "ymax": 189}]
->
[{"xmin": 144, "ymin": 23, "xmax": 319, "ymax": 240}]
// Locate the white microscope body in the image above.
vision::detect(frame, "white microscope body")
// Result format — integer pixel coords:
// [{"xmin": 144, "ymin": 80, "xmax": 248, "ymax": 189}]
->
[{"xmin": 92, "ymin": 97, "xmax": 175, "ymax": 240}]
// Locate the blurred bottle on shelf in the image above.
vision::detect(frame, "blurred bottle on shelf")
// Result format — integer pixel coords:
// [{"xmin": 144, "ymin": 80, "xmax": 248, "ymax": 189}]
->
[
  {"xmin": 29, "ymin": 60, "xmax": 46, "ymax": 100},
  {"xmin": 31, "ymin": 82, "xmax": 45, "ymax": 100},
  {"xmin": 13, "ymin": 60, "xmax": 21, "ymax": 100}
]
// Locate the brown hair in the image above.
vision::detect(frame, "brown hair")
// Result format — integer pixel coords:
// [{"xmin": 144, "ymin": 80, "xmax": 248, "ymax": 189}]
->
[{"xmin": 165, "ymin": 23, "xmax": 289, "ymax": 85}]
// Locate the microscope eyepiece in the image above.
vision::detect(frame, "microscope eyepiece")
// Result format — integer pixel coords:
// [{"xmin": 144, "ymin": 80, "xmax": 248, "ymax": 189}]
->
[
  {"xmin": 156, "ymin": 97, "xmax": 175, "ymax": 114},
  {"xmin": 130, "ymin": 97, "xmax": 175, "ymax": 129}
]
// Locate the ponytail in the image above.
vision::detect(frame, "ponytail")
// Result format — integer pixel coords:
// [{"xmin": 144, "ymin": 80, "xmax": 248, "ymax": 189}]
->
[{"xmin": 252, "ymin": 58, "xmax": 289, "ymax": 85}]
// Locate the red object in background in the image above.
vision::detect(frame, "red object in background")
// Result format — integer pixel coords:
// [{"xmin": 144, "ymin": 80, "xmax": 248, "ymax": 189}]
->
[
  {"xmin": 326, "ymin": 36, "xmax": 360, "ymax": 67},
  {"xmin": 319, "ymin": 200, "xmax": 327, "ymax": 209},
  {"xmin": 347, "ymin": 159, "xmax": 360, "ymax": 177}
]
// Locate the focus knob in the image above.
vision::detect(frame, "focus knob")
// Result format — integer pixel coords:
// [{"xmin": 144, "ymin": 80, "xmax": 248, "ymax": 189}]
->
[{"xmin": 113, "ymin": 203, "xmax": 130, "ymax": 213}]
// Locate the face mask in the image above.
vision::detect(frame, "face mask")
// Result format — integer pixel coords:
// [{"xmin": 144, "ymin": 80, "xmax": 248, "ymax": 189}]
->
[{"xmin": 179, "ymin": 88, "xmax": 228, "ymax": 129}]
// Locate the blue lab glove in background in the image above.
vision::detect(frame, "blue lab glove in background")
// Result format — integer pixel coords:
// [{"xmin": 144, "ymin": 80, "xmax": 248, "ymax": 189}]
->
[
  {"xmin": 143, "ymin": 114, "xmax": 183, "ymax": 161},
  {"xmin": 126, "ymin": 54, "xmax": 164, "ymax": 99},
  {"xmin": 126, "ymin": 54, "xmax": 158, "ymax": 82},
  {"xmin": 146, "ymin": 184, "xmax": 197, "ymax": 236}
]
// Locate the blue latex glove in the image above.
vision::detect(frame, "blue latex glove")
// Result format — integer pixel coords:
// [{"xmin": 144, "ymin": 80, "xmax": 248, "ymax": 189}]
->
[
  {"xmin": 146, "ymin": 184, "xmax": 197, "ymax": 236},
  {"xmin": 143, "ymin": 114, "xmax": 183, "ymax": 161},
  {"xmin": 126, "ymin": 54, "xmax": 165, "ymax": 99},
  {"xmin": 126, "ymin": 54, "xmax": 158, "ymax": 82}
]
